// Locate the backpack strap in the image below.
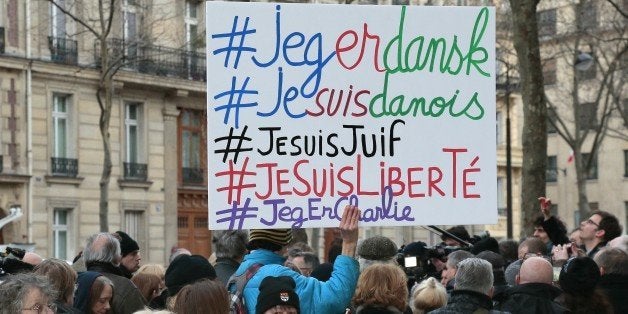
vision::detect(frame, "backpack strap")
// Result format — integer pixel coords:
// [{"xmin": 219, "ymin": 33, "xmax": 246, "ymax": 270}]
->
[{"xmin": 227, "ymin": 263, "xmax": 263, "ymax": 310}]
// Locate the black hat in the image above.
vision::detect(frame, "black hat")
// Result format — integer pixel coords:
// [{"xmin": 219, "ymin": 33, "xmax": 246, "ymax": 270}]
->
[
  {"xmin": 165, "ymin": 254, "xmax": 216, "ymax": 296},
  {"xmin": 114, "ymin": 231, "xmax": 140, "ymax": 257},
  {"xmin": 559, "ymin": 257, "xmax": 600, "ymax": 295},
  {"xmin": 256, "ymin": 276, "xmax": 300, "ymax": 314},
  {"xmin": 357, "ymin": 236, "xmax": 398, "ymax": 261},
  {"xmin": 470, "ymin": 237, "xmax": 499, "ymax": 255}
]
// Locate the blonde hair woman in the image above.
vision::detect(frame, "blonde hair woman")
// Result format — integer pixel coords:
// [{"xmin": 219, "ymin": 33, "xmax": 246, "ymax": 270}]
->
[{"xmin": 410, "ymin": 277, "xmax": 447, "ymax": 314}]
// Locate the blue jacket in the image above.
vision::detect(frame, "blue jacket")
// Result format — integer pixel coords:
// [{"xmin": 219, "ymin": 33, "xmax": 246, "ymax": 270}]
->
[{"xmin": 234, "ymin": 249, "xmax": 359, "ymax": 314}]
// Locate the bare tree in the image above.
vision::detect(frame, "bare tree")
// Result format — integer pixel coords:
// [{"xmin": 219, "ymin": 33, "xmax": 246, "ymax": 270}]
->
[
  {"xmin": 47, "ymin": 0, "xmax": 192, "ymax": 231},
  {"xmin": 508, "ymin": 0, "xmax": 548, "ymax": 237},
  {"xmin": 544, "ymin": 1, "xmax": 627, "ymax": 220}
]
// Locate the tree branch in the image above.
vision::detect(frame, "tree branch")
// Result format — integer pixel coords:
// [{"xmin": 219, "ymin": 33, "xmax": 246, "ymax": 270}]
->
[{"xmin": 48, "ymin": 0, "xmax": 100, "ymax": 37}]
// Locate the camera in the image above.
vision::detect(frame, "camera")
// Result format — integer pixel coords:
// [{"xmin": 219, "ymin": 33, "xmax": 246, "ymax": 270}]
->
[{"xmin": 0, "ymin": 247, "xmax": 32, "ymax": 276}]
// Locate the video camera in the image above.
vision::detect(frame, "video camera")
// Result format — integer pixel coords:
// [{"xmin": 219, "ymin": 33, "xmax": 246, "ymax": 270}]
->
[
  {"xmin": 0, "ymin": 246, "xmax": 33, "ymax": 276},
  {"xmin": 396, "ymin": 226, "xmax": 490, "ymax": 285}
]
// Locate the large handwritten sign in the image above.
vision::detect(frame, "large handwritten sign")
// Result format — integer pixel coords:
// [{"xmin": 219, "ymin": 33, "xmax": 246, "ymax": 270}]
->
[{"xmin": 206, "ymin": 2, "xmax": 496, "ymax": 230}]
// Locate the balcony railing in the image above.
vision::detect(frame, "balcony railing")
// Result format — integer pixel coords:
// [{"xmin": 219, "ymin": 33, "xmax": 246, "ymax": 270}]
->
[
  {"xmin": 0, "ymin": 155, "xmax": 3, "ymax": 173},
  {"xmin": 123, "ymin": 162, "xmax": 148, "ymax": 181},
  {"xmin": 0, "ymin": 27, "xmax": 5, "ymax": 54},
  {"xmin": 51, "ymin": 157, "xmax": 79, "ymax": 177},
  {"xmin": 95, "ymin": 39, "xmax": 206, "ymax": 81},
  {"xmin": 48, "ymin": 36, "xmax": 78, "ymax": 65},
  {"xmin": 182, "ymin": 167, "xmax": 204, "ymax": 184}
]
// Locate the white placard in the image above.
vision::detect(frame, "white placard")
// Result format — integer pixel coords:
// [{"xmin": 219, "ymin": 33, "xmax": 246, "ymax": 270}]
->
[{"xmin": 206, "ymin": 2, "xmax": 496, "ymax": 230}]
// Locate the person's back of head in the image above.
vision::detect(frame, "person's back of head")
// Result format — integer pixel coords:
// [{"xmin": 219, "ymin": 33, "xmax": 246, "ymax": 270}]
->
[
  {"xmin": 247, "ymin": 229, "xmax": 292, "ymax": 252},
  {"xmin": 33, "ymin": 258, "xmax": 77, "ymax": 305},
  {"xmin": 357, "ymin": 235, "xmax": 398, "ymax": 271},
  {"xmin": 411, "ymin": 277, "xmax": 447, "ymax": 314},
  {"xmin": 446, "ymin": 250, "xmax": 474, "ymax": 269},
  {"xmin": 593, "ymin": 247, "xmax": 628, "ymax": 276},
  {"xmin": 608, "ymin": 235, "xmax": 628, "ymax": 252},
  {"xmin": 499, "ymin": 240, "xmax": 519, "ymax": 266},
  {"xmin": 352, "ymin": 263, "xmax": 408, "ymax": 312},
  {"xmin": 214, "ymin": 230, "xmax": 249, "ymax": 261},
  {"xmin": 165, "ymin": 254, "xmax": 217, "ymax": 297},
  {"xmin": 173, "ymin": 279, "xmax": 229, "ymax": 314},
  {"xmin": 293, "ymin": 252, "xmax": 320, "ymax": 276},
  {"xmin": 83, "ymin": 232, "xmax": 121, "ymax": 265},
  {"xmin": 256, "ymin": 276, "xmax": 300, "ymax": 314},
  {"xmin": 518, "ymin": 237, "xmax": 548, "ymax": 259},
  {"xmin": 593, "ymin": 211, "xmax": 623, "ymax": 243},
  {"xmin": 441, "ymin": 226, "xmax": 471, "ymax": 246},
  {"xmin": 132, "ymin": 272, "xmax": 163, "ymax": 303},
  {"xmin": 453, "ymin": 258, "xmax": 494, "ymax": 296},
  {"xmin": 169, "ymin": 248, "xmax": 191, "ymax": 264},
  {"xmin": 517, "ymin": 256, "xmax": 553, "ymax": 285}
]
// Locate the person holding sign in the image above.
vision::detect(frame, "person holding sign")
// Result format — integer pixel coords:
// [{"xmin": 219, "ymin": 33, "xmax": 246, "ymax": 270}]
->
[{"xmin": 231, "ymin": 205, "xmax": 361, "ymax": 314}]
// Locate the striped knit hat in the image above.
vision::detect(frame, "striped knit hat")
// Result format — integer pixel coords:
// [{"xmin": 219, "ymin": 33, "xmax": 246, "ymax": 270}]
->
[{"xmin": 249, "ymin": 229, "xmax": 292, "ymax": 247}]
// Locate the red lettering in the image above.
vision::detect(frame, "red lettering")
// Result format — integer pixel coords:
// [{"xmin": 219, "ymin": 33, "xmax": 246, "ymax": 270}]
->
[
  {"xmin": 407, "ymin": 167, "xmax": 425, "ymax": 197},
  {"xmin": 428, "ymin": 167, "xmax": 445, "ymax": 196},
  {"xmin": 276, "ymin": 168, "xmax": 291, "ymax": 196},
  {"xmin": 293, "ymin": 160, "xmax": 311, "ymax": 196},
  {"xmin": 255, "ymin": 163, "xmax": 278, "ymax": 200},
  {"xmin": 443, "ymin": 148, "xmax": 467, "ymax": 198}
]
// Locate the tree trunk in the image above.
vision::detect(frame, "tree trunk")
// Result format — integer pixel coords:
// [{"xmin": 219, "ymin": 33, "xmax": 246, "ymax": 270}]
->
[
  {"xmin": 509, "ymin": 0, "xmax": 548, "ymax": 239},
  {"xmin": 98, "ymin": 37, "xmax": 113, "ymax": 232}
]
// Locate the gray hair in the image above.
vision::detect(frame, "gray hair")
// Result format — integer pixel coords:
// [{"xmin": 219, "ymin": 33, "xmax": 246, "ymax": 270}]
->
[
  {"xmin": 83, "ymin": 232, "xmax": 121, "ymax": 265},
  {"xmin": 0, "ymin": 273, "xmax": 57, "ymax": 313},
  {"xmin": 446, "ymin": 250, "xmax": 474, "ymax": 269},
  {"xmin": 454, "ymin": 258, "xmax": 494, "ymax": 295},
  {"xmin": 594, "ymin": 247, "xmax": 628, "ymax": 276},
  {"xmin": 214, "ymin": 230, "xmax": 249, "ymax": 259}
]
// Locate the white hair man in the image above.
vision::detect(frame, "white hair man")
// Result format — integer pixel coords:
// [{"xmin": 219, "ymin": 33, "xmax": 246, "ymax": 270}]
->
[
  {"xmin": 431, "ymin": 258, "xmax": 508, "ymax": 314},
  {"xmin": 84, "ymin": 232, "xmax": 146, "ymax": 313}
]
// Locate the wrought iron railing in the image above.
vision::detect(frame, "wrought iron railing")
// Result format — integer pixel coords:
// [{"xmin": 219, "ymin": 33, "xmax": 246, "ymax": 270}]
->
[
  {"xmin": 94, "ymin": 39, "xmax": 206, "ymax": 81},
  {"xmin": 48, "ymin": 36, "xmax": 78, "ymax": 65},
  {"xmin": 123, "ymin": 162, "xmax": 148, "ymax": 181},
  {"xmin": 182, "ymin": 167, "xmax": 204, "ymax": 184},
  {"xmin": 51, "ymin": 157, "xmax": 78, "ymax": 177}
]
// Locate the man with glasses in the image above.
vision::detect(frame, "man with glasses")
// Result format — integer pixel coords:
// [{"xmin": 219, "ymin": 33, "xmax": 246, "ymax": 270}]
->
[{"xmin": 579, "ymin": 211, "xmax": 623, "ymax": 258}]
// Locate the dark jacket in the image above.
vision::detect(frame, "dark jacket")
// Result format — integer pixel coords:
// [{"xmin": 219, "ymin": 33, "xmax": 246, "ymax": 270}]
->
[
  {"xmin": 86, "ymin": 261, "xmax": 146, "ymax": 314},
  {"xmin": 214, "ymin": 256, "xmax": 240, "ymax": 286},
  {"xmin": 55, "ymin": 301, "xmax": 82, "ymax": 314},
  {"xmin": 598, "ymin": 273, "xmax": 628, "ymax": 314},
  {"xmin": 494, "ymin": 283, "xmax": 567, "ymax": 314},
  {"xmin": 430, "ymin": 290, "xmax": 509, "ymax": 314},
  {"xmin": 584, "ymin": 242, "xmax": 607, "ymax": 258}
]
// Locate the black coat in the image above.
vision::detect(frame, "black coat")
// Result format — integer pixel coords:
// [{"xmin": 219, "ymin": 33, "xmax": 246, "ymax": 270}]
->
[
  {"xmin": 598, "ymin": 273, "xmax": 628, "ymax": 314},
  {"xmin": 430, "ymin": 290, "xmax": 509, "ymax": 314},
  {"xmin": 493, "ymin": 283, "xmax": 567, "ymax": 314}
]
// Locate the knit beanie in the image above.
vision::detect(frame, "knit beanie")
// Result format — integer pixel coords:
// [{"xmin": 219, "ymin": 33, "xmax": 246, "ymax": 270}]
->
[
  {"xmin": 114, "ymin": 231, "xmax": 140, "ymax": 257},
  {"xmin": 357, "ymin": 236, "xmax": 398, "ymax": 261},
  {"xmin": 249, "ymin": 229, "xmax": 292, "ymax": 247},
  {"xmin": 165, "ymin": 254, "xmax": 217, "ymax": 296},
  {"xmin": 74, "ymin": 271, "xmax": 102, "ymax": 312},
  {"xmin": 559, "ymin": 256, "xmax": 600, "ymax": 295},
  {"xmin": 256, "ymin": 276, "xmax": 300, "ymax": 314}
]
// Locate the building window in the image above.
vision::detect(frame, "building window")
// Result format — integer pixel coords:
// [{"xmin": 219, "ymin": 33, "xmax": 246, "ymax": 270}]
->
[
  {"xmin": 537, "ymin": 9, "xmax": 556, "ymax": 37},
  {"xmin": 52, "ymin": 94, "xmax": 69, "ymax": 158},
  {"xmin": 547, "ymin": 155, "xmax": 558, "ymax": 182},
  {"xmin": 543, "ymin": 58, "xmax": 557, "ymax": 86},
  {"xmin": 124, "ymin": 210, "xmax": 144, "ymax": 249},
  {"xmin": 547, "ymin": 109, "xmax": 558, "ymax": 134},
  {"xmin": 185, "ymin": 1, "xmax": 199, "ymax": 52},
  {"xmin": 582, "ymin": 153, "xmax": 598, "ymax": 180},
  {"xmin": 624, "ymin": 150, "xmax": 628, "ymax": 177},
  {"xmin": 578, "ymin": 1, "xmax": 597, "ymax": 31},
  {"xmin": 497, "ymin": 177, "xmax": 505, "ymax": 216},
  {"xmin": 124, "ymin": 103, "xmax": 147, "ymax": 180},
  {"xmin": 50, "ymin": 0, "xmax": 66, "ymax": 38},
  {"xmin": 123, "ymin": 0, "xmax": 139, "ymax": 58},
  {"xmin": 52, "ymin": 208, "xmax": 70, "ymax": 260},
  {"xmin": 579, "ymin": 102, "xmax": 597, "ymax": 130},
  {"xmin": 179, "ymin": 109, "xmax": 205, "ymax": 185},
  {"xmin": 496, "ymin": 112, "xmax": 502, "ymax": 145}
]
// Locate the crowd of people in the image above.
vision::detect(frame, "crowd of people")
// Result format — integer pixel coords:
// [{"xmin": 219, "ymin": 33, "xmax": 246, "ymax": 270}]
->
[{"xmin": 0, "ymin": 200, "xmax": 626, "ymax": 314}]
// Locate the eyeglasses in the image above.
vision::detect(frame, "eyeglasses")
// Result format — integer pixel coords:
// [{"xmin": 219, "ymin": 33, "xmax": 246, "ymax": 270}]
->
[
  {"xmin": 585, "ymin": 219, "xmax": 600, "ymax": 228},
  {"xmin": 22, "ymin": 302, "xmax": 57, "ymax": 313}
]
